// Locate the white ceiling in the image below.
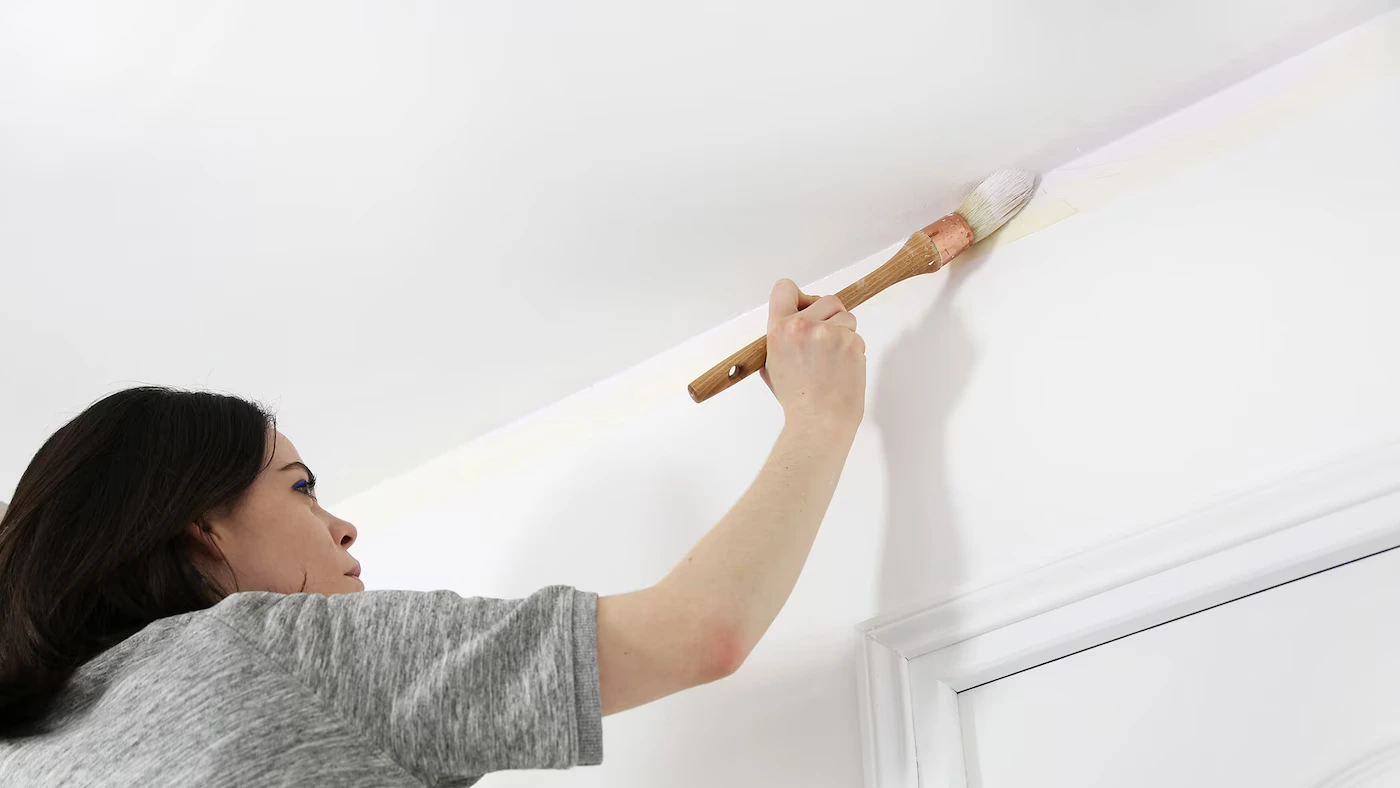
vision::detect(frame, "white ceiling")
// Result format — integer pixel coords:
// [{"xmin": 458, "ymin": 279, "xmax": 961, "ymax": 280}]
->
[{"xmin": 2, "ymin": 0, "xmax": 1391, "ymax": 503}]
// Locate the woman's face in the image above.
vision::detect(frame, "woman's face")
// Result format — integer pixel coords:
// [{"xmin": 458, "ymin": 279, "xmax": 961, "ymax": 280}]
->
[{"xmin": 192, "ymin": 429, "xmax": 363, "ymax": 595}]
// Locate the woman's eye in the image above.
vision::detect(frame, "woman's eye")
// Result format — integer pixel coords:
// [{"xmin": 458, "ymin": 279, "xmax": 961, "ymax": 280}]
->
[{"xmin": 293, "ymin": 480, "xmax": 317, "ymax": 498}]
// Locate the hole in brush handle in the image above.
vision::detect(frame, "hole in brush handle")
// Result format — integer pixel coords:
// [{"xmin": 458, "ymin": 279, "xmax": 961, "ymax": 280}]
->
[{"xmin": 690, "ymin": 336, "xmax": 768, "ymax": 403}]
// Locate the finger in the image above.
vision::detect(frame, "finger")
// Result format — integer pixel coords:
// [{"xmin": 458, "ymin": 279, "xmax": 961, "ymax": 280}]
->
[
  {"xmin": 769, "ymin": 279, "xmax": 801, "ymax": 326},
  {"xmin": 801, "ymin": 295, "xmax": 846, "ymax": 322},
  {"xmin": 826, "ymin": 311, "xmax": 857, "ymax": 332},
  {"xmin": 760, "ymin": 367, "xmax": 774, "ymax": 395},
  {"xmin": 852, "ymin": 333, "xmax": 867, "ymax": 356},
  {"xmin": 795, "ymin": 289, "xmax": 820, "ymax": 311}
]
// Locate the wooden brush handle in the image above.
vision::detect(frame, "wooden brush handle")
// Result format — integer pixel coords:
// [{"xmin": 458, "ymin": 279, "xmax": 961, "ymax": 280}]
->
[
  {"xmin": 686, "ymin": 335, "xmax": 771, "ymax": 404},
  {"xmin": 688, "ymin": 230, "xmax": 943, "ymax": 403}
]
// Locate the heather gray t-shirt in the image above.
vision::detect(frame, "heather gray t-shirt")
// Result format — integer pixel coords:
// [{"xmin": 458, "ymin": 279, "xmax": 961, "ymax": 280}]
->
[{"xmin": 0, "ymin": 586, "xmax": 604, "ymax": 786}]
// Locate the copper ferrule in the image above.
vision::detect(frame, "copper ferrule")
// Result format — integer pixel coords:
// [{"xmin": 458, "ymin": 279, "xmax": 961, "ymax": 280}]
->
[{"xmin": 918, "ymin": 213, "xmax": 974, "ymax": 266}]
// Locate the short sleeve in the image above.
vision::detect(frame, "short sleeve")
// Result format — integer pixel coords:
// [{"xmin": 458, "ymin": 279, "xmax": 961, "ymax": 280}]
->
[{"xmin": 210, "ymin": 586, "xmax": 603, "ymax": 783}]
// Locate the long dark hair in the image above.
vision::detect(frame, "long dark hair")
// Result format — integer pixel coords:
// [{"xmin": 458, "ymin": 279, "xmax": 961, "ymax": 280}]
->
[{"xmin": 0, "ymin": 387, "xmax": 274, "ymax": 732}]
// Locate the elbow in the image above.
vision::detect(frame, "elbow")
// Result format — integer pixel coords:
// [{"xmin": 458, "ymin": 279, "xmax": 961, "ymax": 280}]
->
[{"xmin": 696, "ymin": 616, "xmax": 751, "ymax": 683}]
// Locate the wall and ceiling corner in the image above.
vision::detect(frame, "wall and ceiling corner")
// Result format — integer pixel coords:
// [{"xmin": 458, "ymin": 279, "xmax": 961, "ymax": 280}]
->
[{"xmin": 1, "ymin": 0, "xmax": 1394, "ymax": 505}]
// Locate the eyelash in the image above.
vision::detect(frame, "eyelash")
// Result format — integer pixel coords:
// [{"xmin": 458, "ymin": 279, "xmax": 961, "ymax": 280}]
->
[{"xmin": 293, "ymin": 479, "xmax": 318, "ymax": 499}]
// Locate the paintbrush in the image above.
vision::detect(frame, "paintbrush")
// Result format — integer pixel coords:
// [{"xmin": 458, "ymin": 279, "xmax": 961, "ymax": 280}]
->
[{"xmin": 687, "ymin": 169, "xmax": 1037, "ymax": 403}]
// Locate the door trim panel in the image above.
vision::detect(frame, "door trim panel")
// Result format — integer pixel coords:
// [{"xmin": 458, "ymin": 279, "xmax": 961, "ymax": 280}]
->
[{"xmin": 856, "ymin": 441, "xmax": 1400, "ymax": 788}]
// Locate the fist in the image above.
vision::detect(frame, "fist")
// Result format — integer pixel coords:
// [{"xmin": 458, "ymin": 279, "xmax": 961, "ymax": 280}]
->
[{"xmin": 761, "ymin": 279, "xmax": 866, "ymax": 432}]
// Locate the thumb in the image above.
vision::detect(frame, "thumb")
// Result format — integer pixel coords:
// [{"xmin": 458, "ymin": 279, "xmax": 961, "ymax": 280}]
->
[{"xmin": 769, "ymin": 279, "xmax": 801, "ymax": 327}]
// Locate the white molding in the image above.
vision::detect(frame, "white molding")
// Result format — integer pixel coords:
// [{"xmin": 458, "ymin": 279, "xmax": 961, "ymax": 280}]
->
[
  {"xmin": 855, "ymin": 441, "xmax": 1400, "ymax": 788},
  {"xmin": 856, "ymin": 635, "xmax": 917, "ymax": 788},
  {"xmin": 918, "ymin": 681, "xmax": 965, "ymax": 788}
]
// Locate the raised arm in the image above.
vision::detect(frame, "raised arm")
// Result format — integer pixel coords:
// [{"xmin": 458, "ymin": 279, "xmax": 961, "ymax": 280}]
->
[{"xmin": 597, "ymin": 279, "xmax": 865, "ymax": 714}]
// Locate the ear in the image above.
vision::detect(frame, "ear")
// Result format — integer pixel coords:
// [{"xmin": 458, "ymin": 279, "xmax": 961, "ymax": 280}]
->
[{"xmin": 183, "ymin": 521, "xmax": 222, "ymax": 558}]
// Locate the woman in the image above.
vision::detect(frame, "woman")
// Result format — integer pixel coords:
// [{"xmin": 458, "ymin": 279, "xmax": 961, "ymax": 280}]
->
[{"xmin": 0, "ymin": 280, "xmax": 865, "ymax": 786}]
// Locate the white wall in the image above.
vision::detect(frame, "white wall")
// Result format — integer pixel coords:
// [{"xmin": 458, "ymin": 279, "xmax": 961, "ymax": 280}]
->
[{"xmin": 338, "ymin": 11, "xmax": 1400, "ymax": 787}]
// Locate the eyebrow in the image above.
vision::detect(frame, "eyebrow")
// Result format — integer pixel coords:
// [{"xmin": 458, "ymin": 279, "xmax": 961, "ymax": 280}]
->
[{"xmin": 280, "ymin": 461, "xmax": 317, "ymax": 485}]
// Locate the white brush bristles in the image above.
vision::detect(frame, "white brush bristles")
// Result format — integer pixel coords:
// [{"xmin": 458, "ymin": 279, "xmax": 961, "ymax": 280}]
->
[{"xmin": 956, "ymin": 169, "xmax": 1037, "ymax": 241}]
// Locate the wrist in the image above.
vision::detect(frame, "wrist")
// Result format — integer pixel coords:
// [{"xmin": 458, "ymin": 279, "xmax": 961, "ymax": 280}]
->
[{"xmin": 781, "ymin": 410, "xmax": 861, "ymax": 445}]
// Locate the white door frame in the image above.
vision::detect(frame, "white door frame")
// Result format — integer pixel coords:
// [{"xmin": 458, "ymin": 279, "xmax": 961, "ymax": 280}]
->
[{"xmin": 855, "ymin": 442, "xmax": 1400, "ymax": 788}]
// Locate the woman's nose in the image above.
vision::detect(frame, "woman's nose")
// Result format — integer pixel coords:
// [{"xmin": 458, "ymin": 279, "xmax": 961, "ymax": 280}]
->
[{"xmin": 328, "ymin": 513, "xmax": 357, "ymax": 548}]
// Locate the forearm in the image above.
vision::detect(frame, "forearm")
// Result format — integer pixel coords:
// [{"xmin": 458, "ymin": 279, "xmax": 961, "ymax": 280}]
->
[
  {"xmin": 596, "ymin": 279, "xmax": 864, "ymax": 714},
  {"xmin": 660, "ymin": 416, "xmax": 856, "ymax": 659},
  {"xmin": 595, "ymin": 418, "xmax": 855, "ymax": 714}
]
